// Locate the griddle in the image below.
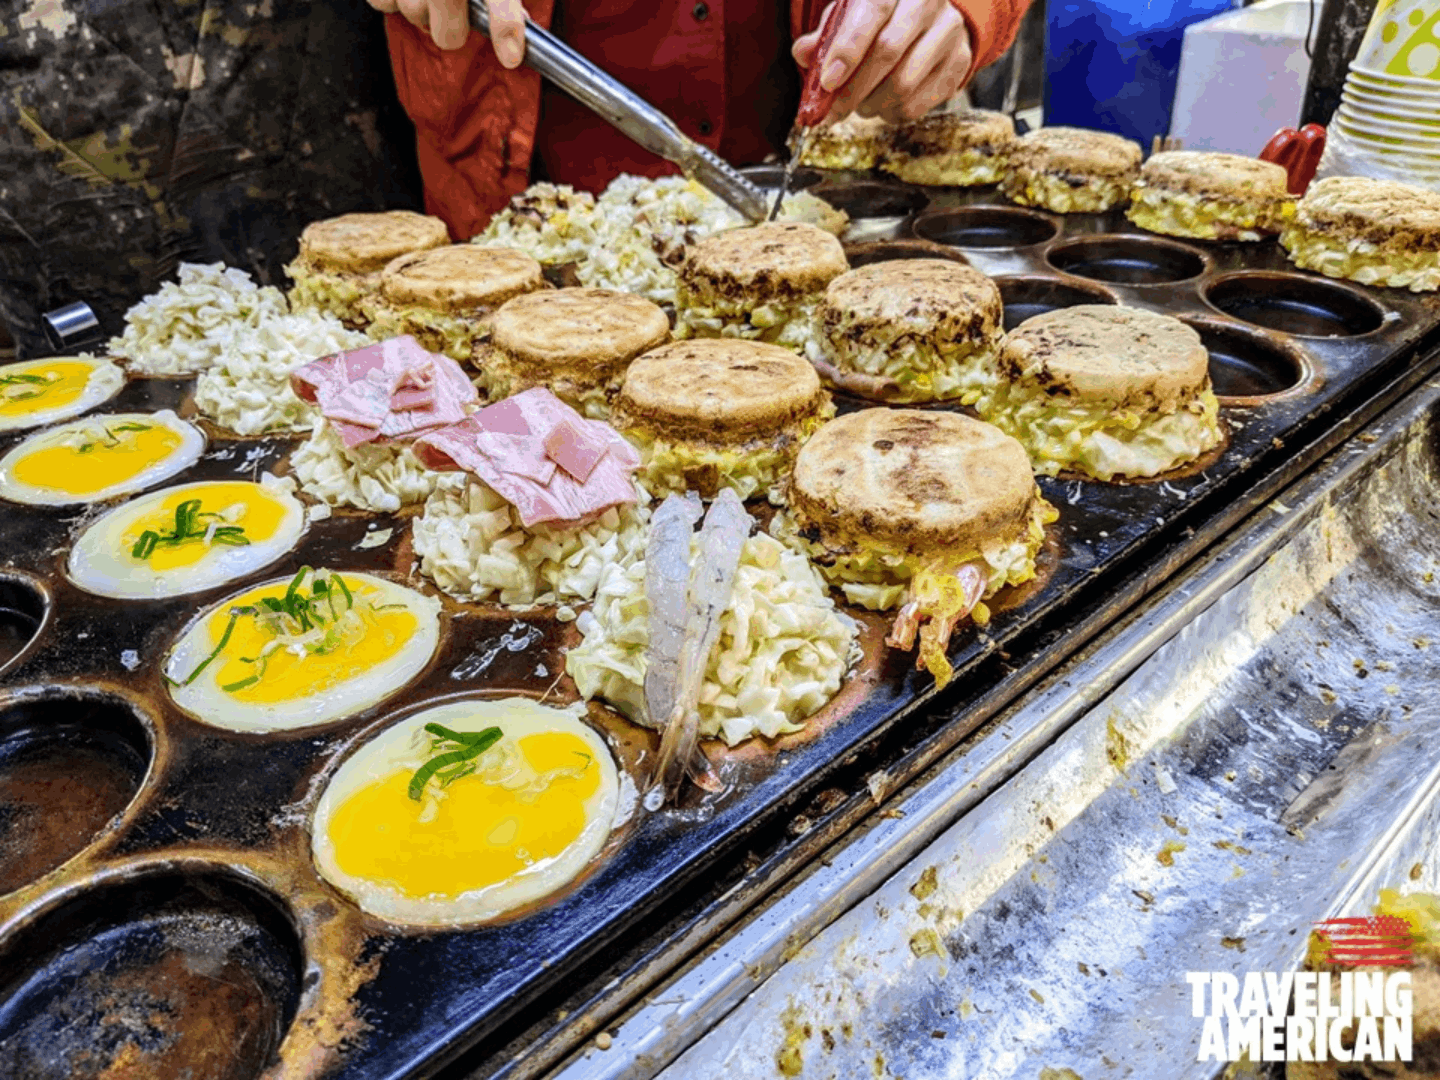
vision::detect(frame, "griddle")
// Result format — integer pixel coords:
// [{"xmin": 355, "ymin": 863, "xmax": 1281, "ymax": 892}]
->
[{"xmin": 1, "ymin": 174, "xmax": 1438, "ymax": 1080}]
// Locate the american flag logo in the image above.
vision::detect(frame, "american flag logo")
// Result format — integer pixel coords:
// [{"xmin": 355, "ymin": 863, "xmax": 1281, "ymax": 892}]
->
[{"xmin": 1313, "ymin": 915, "xmax": 1416, "ymax": 968}]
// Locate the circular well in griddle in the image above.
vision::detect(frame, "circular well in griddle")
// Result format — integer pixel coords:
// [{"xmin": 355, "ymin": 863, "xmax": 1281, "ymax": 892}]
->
[
  {"xmin": 912, "ymin": 206, "xmax": 1060, "ymax": 249},
  {"xmin": 994, "ymin": 275, "xmax": 1119, "ymax": 332},
  {"xmin": 1046, "ymin": 235, "xmax": 1207, "ymax": 285},
  {"xmin": 813, "ymin": 182, "xmax": 930, "ymax": 220},
  {"xmin": 0, "ymin": 574, "xmax": 45, "ymax": 678},
  {"xmin": 1180, "ymin": 317, "xmax": 1308, "ymax": 401},
  {"xmin": 0, "ymin": 866, "xmax": 304, "ymax": 1080},
  {"xmin": 1203, "ymin": 272, "xmax": 1387, "ymax": 338},
  {"xmin": 0, "ymin": 691, "xmax": 151, "ymax": 897},
  {"xmin": 843, "ymin": 238, "xmax": 972, "ymax": 269},
  {"xmin": 739, "ymin": 164, "xmax": 823, "ymax": 191}
]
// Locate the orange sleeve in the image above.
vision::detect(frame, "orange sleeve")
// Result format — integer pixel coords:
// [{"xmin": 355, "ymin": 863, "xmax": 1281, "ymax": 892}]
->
[{"xmin": 948, "ymin": 0, "xmax": 1035, "ymax": 77}]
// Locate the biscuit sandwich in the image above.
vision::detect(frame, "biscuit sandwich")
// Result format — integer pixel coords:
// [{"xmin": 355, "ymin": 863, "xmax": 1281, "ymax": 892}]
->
[
  {"xmin": 1000, "ymin": 126, "xmax": 1143, "ymax": 213},
  {"xmin": 1127, "ymin": 151, "xmax": 1294, "ymax": 241},
  {"xmin": 479, "ymin": 287, "xmax": 670, "ymax": 418},
  {"xmin": 287, "ymin": 210, "xmax": 450, "ymax": 327},
  {"xmin": 611, "ymin": 338, "xmax": 835, "ymax": 502},
  {"xmin": 974, "ymin": 305, "xmax": 1224, "ymax": 480},
  {"xmin": 1281, "ymin": 176, "xmax": 1440, "ymax": 292},
  {"xmin": 799, "ymin": 113, "xmax": 894, "ymax": 171},
  {"xmin": 772, "ymin": 408, "xmax": 1056, "ymax": 686},
  {"xmin": 806, "ymin": 258, "xmax": 1004, "ymax": 403},
  {"xmin": 674, "ymin": 222, "xmax": 849, "ymax": 351},
  {"xmin": 360, "ymin": 245, "xmax": 545, "ymax": 362},
  {"xmin": 881, "ymin": 108, "xmax": 1016, "ymax": 186}
]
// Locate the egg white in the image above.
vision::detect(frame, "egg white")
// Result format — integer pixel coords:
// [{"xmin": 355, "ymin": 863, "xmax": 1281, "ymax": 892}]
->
[
  {"xmin": 165, "ymin": 571, "xmax": 442, "ymax": 734},
  {"xmin": 311, "ymin": 697, "xmax": 621, "ymax": 927},
  {"xmin": 67, "ymin": 475, "xmax": 307, "ymax": 600},
  {"xmin": 0, "ymin": 356, "xmax": 125, "ymax": 433},
  {"xmin": 0, "ymin": 409, "xmax": 205, "ymax": 506}
]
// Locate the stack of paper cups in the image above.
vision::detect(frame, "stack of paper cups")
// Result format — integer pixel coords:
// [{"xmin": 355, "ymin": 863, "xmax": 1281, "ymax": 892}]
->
[{"xmin": 1316, "ymin": 0, "xmax": 1440, "ymax": 188}]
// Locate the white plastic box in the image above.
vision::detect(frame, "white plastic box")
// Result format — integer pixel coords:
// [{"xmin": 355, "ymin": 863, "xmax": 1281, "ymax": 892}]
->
[{"xmin": 1168, "ymin": 0, "xmax": 1315, "ymax": 156}]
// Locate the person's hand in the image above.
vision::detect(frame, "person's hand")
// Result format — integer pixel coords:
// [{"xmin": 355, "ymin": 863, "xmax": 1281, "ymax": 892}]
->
[
  {"xmin": 792, "ymin": 0, "xmax": 973, "ymax": 124},
  {"xmin": 366, "ymin": 0, "xmax": 530, "ymax": 68}
]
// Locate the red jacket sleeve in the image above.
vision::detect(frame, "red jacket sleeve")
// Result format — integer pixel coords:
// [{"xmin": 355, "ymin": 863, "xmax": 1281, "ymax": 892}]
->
[{"xmin": 790, "ymin": 0, "xmax": 1033, "ymax": 83}]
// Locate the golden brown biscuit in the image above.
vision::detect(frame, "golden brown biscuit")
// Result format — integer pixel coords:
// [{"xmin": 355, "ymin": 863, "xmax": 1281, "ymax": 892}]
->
[
  {"xmin": 1127, "ymin": 151, "xmax": 1294, "ymax": 241},
  {"xmin": 1000, "ymin": 126, "xmax": 1143, "ymax": 213},
  {"xmin": 975, "ymin": 305, "xmax": 1224, "ymax": 480},
  {"xmin": 881, "ymin": 109, "xmax": 1016, "ymax": 186},
  {"xmin": 809, "ymin": 259, "xmax": 1003, "ymax": 403},
  {"xmin": 612, "ymin": 338, "xmax": 834, "ymax": 501},
  {"xmin": 675, "ymin": 223, "xmax": 849, "ymax": 352},
  {"xmin": 360, "ymin": 246, "xmax": 545, "ymax": 361},
  {"xmin": 1282, "ymin": 176, "xmax": 1440, "ymax": 291},
  {"xmin": 483, "ymin": 287, "xmax": 671, "ymax": 417},
  {"xmin": 286, "ymin": 211, "xmax": 450, "ymax": 326}
]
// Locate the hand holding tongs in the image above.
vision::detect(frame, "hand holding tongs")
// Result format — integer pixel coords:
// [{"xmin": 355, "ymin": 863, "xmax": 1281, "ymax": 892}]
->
[{"xmin": 467, "ymin": 0, "xmax": 768, "ymax": 222}]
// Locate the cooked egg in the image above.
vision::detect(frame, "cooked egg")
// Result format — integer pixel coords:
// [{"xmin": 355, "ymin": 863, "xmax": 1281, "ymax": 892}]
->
[
  {"xmin": 68, "ymin": 475, "xmax": 307, "ymax": 599},
  {"xmin": 0, "ymin": 410, "xmax": 205, "ymax": 506},
  {"xmin": 311, "ymin": 697, "xmax": 622, "ymax": 926},
  {"xmin": 0, "ymin": 356, "xmax": 125, "ymax": 433},
  {"xmin": 165, "ymin": 568, "xmax": 442, "ymax": 733}
]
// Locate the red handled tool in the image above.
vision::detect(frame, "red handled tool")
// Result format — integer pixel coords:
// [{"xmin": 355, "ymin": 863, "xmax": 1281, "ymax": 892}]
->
[
  {"xmin": 1259, "ymin": 123, "xmax": 1327, "ymax": 195},
  {"xmin": 769, "ymin": 0, "xmax": 861, "ymax": 220}
]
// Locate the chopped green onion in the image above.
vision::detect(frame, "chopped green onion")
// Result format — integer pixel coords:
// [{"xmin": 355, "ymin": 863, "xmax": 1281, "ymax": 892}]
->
[
  {"xmin": 131, "ymin": 531, "xmax": 160, "ymax": 560},
  {"xmin": 0, "ymin": 373, "xmax": 47, "ymax": 387},
  {"xmin": 221, "ymin": 674, "xmax": 261, "ymax": 693},
  {"xmin": 181, "ymin": 605, "xmax": 253, "ymax": 686},
  {"xmin": 408, "ymin": 726, "xmax": 503, "ymax": 801}
]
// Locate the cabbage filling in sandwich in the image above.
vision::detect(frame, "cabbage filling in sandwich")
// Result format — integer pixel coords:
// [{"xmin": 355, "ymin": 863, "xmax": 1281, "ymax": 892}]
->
[
  {"xmin": 1000, "ymin": 126, "xmax": 1143, "ymax": 214},
  {"xmin": 806, "ymin": 259, "xmax": 1005, "ymax": 404},
  {"xmin": 674, "ymin": 222, "xmax": 848, "ymax": 352},
  {"xmin": 411, "ymin": 388, "xmax": 648, "ymax": 607},
  {"xmin": 1127, "ymin": 151, "xmax": 1294, "ymax": 242},
  {"xmin": 1281, "ymin": 176, "xmax": 1440, "ymax": 293},
  {"xmin": 974, "ymin": 305, "xmax": 1224, "ymax": 481},
  {"xmin": 478, "ymin": 287, "xmax": 670, "ymax": 419},
  {"xmin": 286, "ymin": 211, "xmax": 450, "ymax": 328},
  {"xmin": 611, "ymin": 339, "xmax": 835, "ymax": 503},
  {"xmin": 359, "ymin": 245, "xmax": 544, "ymax": 362},
  {"xmin": 772, "ymin": 408, "xmax": 1057, "ymax": 687},
  {"xmin": 288, "ymin": 335, "xmax": 478, "ymax": 513}
]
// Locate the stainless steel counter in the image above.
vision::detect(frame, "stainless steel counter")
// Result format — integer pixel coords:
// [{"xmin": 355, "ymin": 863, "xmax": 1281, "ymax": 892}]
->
[{"xmin": 549, "ymin": 371, "xmax": 1440, "ymax": 1078}]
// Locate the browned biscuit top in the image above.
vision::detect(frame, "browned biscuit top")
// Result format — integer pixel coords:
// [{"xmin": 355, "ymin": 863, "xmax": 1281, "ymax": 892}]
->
[
  {"xmin": 378, "ymin": 245, "xmax": 544, "ymax": 311},
  {"xmin": 490, "ymin": 288, "xmax": 670, "ymax": 377},
  {"xmin": 891, "ymin": 109, "xmax": 1017, "ymax": 157},
  {"xmin": 1296, "ymin": 175, "xmax": 1440, "ymax": 248},
  {"xmin": 1138, "ymin": 151, "xmax": 1289, "ymax": 201},
  {"xmin": 1008, "ymin": 126, "xmax": 1143, "ymax": 179},
  {"xmin": 820, "ymin": 259, "xmax": 1002, "ymax": 338},
  {"xmin": 680, "ymin": 222, "xmax": 849, "ymax": 303},
  {"xmin": 616, "ymin": 339, "xmax": 826, "ymax": 439},
  {"xmin": 298, "ymin": 211, "xmax": 450, "ymax": 274},
  {"xmin": 789, "ymin": 408, "xmax": 1036, "ymax": 552},
  {"xmin": 999, "ymin": 305, "xmax": 1209, "ymax": 408}
]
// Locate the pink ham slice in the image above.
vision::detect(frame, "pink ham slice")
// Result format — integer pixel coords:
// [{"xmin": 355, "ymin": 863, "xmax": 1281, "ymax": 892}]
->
[
  {"xmin": 413, "ymin": 388, "xmax": 640, "ymax": 528},
  {"xmin": 290, "ymin": 336, "xmax": 477, "ymax": 448}
]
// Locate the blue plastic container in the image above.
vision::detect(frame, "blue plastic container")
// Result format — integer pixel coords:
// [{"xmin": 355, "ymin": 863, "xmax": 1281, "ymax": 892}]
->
[{"xmin": 1044, "ymin": 0, "xmax": 1236, "ymax": 147}]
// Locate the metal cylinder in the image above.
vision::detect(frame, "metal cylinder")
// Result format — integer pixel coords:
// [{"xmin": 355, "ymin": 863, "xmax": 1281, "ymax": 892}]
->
[{"xmin": 41, "ymin": 301, "xmax": 105, "ymax": 354}]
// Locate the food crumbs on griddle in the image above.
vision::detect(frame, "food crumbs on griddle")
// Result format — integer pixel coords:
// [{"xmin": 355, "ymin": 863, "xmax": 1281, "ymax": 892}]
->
[
  {"xmin": 595, "ymin": 1033, "xmax": 613, "ymax": 1051},
  {"xmin": 1157, "ymin": 840, "xmax": 1186, "ymax": 866}
]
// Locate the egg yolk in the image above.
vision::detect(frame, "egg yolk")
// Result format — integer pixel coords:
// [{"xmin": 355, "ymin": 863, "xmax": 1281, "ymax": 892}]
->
[
  {"xmin": 206, "ymin": 577, "xmax": 418, "ymax": 704},
  {"xmin": 125, "ymin": 483, "xmax": 290, "ymax": 571},
  {"xmin": 10, "ymin": 421, "xmax": 183, "ymax": 495},
  {"xmin": 326, "ymin": 731, "xmax": 602, "ymax": 899},
  {"xmin": 0, "ymin": 360, "xmax": 95, "ymax": 418}
]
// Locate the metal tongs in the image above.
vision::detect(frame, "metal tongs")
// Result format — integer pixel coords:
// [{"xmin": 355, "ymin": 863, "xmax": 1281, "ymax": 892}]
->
[{"xmin": 468, "ymin": 0, "xmax": 768, "ymax": 222}]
